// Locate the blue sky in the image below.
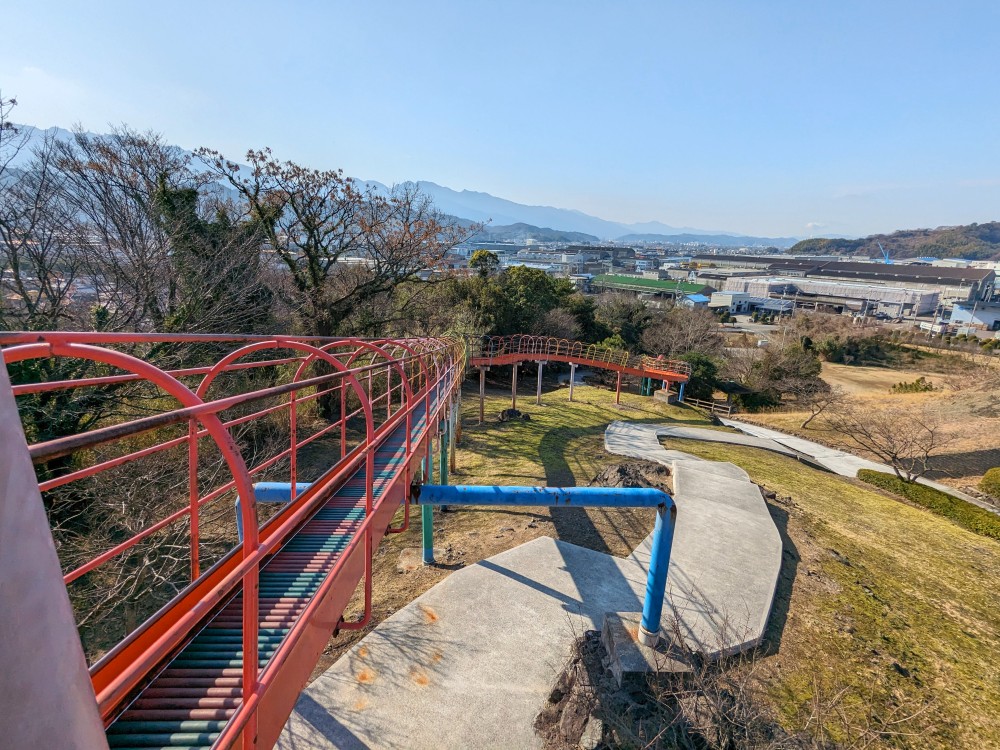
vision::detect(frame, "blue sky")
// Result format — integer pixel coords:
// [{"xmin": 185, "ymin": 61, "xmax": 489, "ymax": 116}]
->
[{"xmin": 2, "ymin": 1, "xmax": 999, "ymax": 238}]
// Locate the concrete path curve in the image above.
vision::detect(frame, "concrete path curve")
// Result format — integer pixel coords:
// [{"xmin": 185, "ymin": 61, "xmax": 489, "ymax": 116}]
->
[
  {"xmin": 716, "ymin": 419, "xmax": 997, "ymax": 515},
  {"xmin": 614, "ymin": 417, "xmax": 997, "ymax": 515},
  {"xmin": 603, "ymin": 420, "xmax": 752, "ymax": 479},
  {"xmin": 277, "ymin": 424, "xmax": 785, "ymax": 749}
]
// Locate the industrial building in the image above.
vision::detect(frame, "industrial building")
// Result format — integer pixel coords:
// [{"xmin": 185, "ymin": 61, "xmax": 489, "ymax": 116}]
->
[
  {"xmin": 708, "ymin": 291, "xmax": 793, "ymax": 315},
  {"xmin": 950, "ymin": 302, "xmax": 1000, "ymax": 331},
  {"xmin": 708, "ymin": 291, "xmax": 753, "ymax": 314},
  {"xmin": 689, "ymin": 255, "xmax": 995, "ymax": 307},
  {"xmin": 722, "ymin": 277, "xmax": 940, "ymax": 316}
]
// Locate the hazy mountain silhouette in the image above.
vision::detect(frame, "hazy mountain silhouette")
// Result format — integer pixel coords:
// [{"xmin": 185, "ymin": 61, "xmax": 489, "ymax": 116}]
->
[{"xmin": 8, "ymin": 123, "xmax": 797, "ymax": 245}]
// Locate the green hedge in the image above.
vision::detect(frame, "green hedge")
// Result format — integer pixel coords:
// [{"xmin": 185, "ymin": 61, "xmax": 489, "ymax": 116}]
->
[
  {"xmin": 857, "ymin": 469, "xmax": 1000, "ymax": 541},
  {"xmin": 981, "ymin": 468, "xmax": 1000, "ymax": 499}
]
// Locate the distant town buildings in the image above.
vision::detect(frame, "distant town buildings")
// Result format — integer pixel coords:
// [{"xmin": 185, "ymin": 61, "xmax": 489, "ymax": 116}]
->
[{"xmin": 444, "ymin": 240, "xmax": 999, "ymax": 329}]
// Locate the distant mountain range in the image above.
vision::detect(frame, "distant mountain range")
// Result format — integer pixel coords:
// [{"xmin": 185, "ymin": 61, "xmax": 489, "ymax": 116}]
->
[
  {"xmin": 8, "ymin": 123, "xmax": 802, "ymax": 248},
  {"xmin": 789, "ymin": 223, "xmax": 1000, "ymax": 261},
  {"xmin": 461, "ymin": 222, "xmax": 599, "ymax": 244},
  {"xmin": 615, "ymin": 232, "xmax": 800, "ymax": 247},
  {"xmin": 385, "ymin": 181, "xmax": 798, "ymax": 247}
]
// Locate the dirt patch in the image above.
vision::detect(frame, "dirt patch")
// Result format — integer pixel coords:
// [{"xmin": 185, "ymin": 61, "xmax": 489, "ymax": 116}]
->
[
  {"xmin": 533, "ymin": 631, "xmax": 608, "ymax": 749},
  {"xmin": 590, "ymin": 461, "xmax": 672, "ymax": 493},
  {"xmin": 533, "ymin": 631, "xmax": 808, "ymax": 750}
]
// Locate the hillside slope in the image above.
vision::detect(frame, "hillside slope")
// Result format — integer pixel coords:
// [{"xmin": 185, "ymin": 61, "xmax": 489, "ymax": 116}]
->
[{"xmin": 789, "ymin": 222, "xmax": 1000, "ymax": 260}]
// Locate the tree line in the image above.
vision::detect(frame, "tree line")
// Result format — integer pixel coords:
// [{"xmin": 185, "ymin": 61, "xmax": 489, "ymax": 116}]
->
[{"xmin": 0, "ymin": 98, "xmax": 466, "ymax": 340}]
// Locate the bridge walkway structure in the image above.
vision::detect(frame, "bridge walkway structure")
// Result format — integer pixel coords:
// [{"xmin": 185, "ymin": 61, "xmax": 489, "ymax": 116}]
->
[
  {"xmin": 0, "ymin": 331, "xmax": 689, "ymax": 750},
  {"xmin": 467, "ymin": 335, "xmax": 691, "ymax": 420}
]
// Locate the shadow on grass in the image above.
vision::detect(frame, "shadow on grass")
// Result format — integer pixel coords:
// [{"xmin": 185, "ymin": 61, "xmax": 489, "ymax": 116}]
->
[
  {"xmin": 539, "ymin": 420, "xmax": 672, "ymax": 558},
  {"xmin": 758, "ymin": 500, "xmax": 798, "ymax": 655},
  {"xmin": 447, "ymin": 507, "xmax": 549, "ymax": 521},
  {"xmin": 925, "ymin": 446, "xmax": 1000, "ymax": 481},
  {"xmin": 458, "ymin": 386, "xmax": 716, "ymax": 557}
]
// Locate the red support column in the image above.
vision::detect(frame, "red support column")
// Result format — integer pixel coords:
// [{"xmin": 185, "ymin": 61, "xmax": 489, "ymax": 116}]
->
[
  {"xmin": 616, "ymin": 371, "xmax": 622, "ymax": 404},
  {"xmin": 187, "ymin": 419, "xmax": 199, "ymax": 580}
]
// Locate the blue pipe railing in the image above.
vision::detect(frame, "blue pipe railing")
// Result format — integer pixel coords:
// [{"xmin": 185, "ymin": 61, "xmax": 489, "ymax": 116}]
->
[
  {"xmin": 416, "ymin": 484, "xmax": 677, "ymax": 647},
  {"xmin": 235, "ymin": 482, "xmax": 312, "ymax": 542}
]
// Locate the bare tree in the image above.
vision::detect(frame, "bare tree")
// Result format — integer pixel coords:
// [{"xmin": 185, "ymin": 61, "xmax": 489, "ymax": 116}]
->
[
  {"xmin": 824, "ymin": 402, "xmax": 955, "ymax": 482},
  {"xmin": 197, "ymin": 149, "xmax": 469, "ymax": 337},
  {"xmin": 332, "ymin": 182, "xmax": 469, "ymax": 336},
  {"xmin": 48, "ymin": 127, "xmax": 272, "ymax": 338},
  {"xmin": 784, "ymin": 381, "xmax": 846, "ymax": 429},
  {"xmin": 643, "ymin": 306, "xmax": 725, "ymax": 358},
  {"xmin": 534, "ymin": 307, "xmax": 582, "ymax": 340},
  {"xmin": 722, "ymin": 344, "xmax": 764, "ymax": 385},
  {"xmin": 196, "ymin": 147, "xmax": 362, "ymax": 336},
  {"xmin": 0, "ymin": 91, "xmax": 29, "ymax": 179},
  {"xmin": 0, "ymin": 137, "xmax": 82, "ymax": 330},
  {"xmin": 51, "ymin": 127, "xmax": 183, "ymax": 332}
]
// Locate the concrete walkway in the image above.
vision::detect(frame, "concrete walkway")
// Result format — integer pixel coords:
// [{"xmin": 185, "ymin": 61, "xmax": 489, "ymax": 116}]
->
[
  {"xmin": 603, "ymin": 420, "xmax": 751, "ymax": 479},
  {"xmin": 608, "ymin": 418, "xmax": 997, "ymax": 515},
  {"xmin": 717, "ymin": 419, "xmax": 998, "ymax": 515},
  {"xmin": 277, "ymin": 427, "xmax": 783, "ymax": 749}
]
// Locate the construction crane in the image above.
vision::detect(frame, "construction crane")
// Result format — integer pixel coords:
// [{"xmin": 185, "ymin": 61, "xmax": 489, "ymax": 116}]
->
[{"xmin": 877, "ymin": 241, "xmax": 892, "ymax": 264}]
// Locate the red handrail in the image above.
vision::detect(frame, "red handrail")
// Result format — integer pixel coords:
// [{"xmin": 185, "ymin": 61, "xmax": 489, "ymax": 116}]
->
[
  {"xmin": 0, "ymin": 331, "xmax": 465, "ymax": 750},
  {"xmin": 467, "ymin": 334, "xmax": 691, "ymax": 379}
]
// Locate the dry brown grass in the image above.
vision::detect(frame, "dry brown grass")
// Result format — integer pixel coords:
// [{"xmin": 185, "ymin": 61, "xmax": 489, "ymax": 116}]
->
[
  {"xmin": 660, "ymin": 438, "xmax": 1000, "ymax": 750},
  {"xmin": 818, "ymin": 362, "xmax": 947, "ymax": 395},
  {"xmin": 744, "ymin": 363, "xmax": 1000, "ymax": 490}
]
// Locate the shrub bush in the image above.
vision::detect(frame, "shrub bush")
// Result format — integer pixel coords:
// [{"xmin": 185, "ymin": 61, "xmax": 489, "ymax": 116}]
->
[
  {"xmin": 981, "ymin": 468, "xmax": 1000, "ymax": 499},
  {"xmin": 858, "ymin": 470, "xmax": 1000, "ymax": 541},
  {"xmin": 890, "ymin": 376, "xmax": 935, "ymax": 394}
]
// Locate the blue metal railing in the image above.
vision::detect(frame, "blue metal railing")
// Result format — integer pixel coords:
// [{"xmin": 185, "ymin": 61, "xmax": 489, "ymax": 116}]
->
[{"xmin": 415, "ymin": 484, "xmax": 677, "ymax": 647}]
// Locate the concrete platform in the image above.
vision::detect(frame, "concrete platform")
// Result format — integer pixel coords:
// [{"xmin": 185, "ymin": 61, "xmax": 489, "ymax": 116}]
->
[
  {"xmin": 278, "ymin": 423, "xmax": 783, "ymax": 749},
  {"xmin": 279, "ymin": 538, "xmax": 651, "ymax": 750},
  {"xmin": 601, "ymin": 612, "xmax": 691, "ymax": 688}
]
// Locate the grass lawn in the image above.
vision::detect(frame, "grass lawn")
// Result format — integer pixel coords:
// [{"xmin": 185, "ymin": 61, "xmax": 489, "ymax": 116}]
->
[
  {"xmin": 455, "ymin": 381, "xmax": 712, "ymax": 489},
  {"xmin": 316, "ymin": 381, "xmax": 710, "ymax": 674},
  {"xmin": 660, "ymin": 437, "xmax": 1000, "ymax": 750},
  {"xmin": 320, "ymin": 376, "xmax": 1000, "ymax": 750}
]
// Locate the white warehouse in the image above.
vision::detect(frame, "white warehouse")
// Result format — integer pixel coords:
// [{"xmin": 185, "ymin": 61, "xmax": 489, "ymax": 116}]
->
[{"xmin": 722, "ymin": 277, "xmax": 940, "ymax": 316}]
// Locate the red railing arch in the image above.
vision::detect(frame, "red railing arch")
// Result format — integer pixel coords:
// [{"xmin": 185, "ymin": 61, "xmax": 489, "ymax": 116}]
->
[
  {"xmin": 469, "ymin": 334, "xmax": 691, "ymax": 380},
  {"xmin": 0, "ymin": 331, "xmax": 464, "ymax": 750}
]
